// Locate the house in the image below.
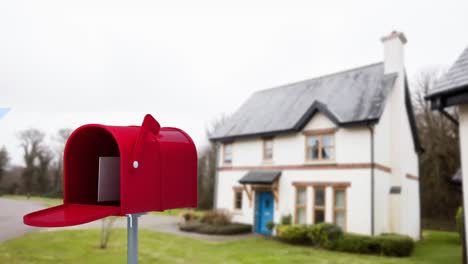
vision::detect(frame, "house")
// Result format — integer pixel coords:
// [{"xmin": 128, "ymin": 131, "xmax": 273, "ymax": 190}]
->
[
  {"xmin": 426, "ymin": 45, "xmax": 468, "ymax": 257},
  {"xmin": 210, "ymin": 31, "xmax": 422, "ymax": 239}
]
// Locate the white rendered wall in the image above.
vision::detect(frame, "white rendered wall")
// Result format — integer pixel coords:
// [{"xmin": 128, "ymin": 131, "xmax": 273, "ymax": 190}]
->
[
  {"xmin": 219, "ymin": 113, "xmax": 372, "ymax": 167},
  {"xmin": 374, "ymin": 170, "xmax": 390, "ymax": 235},
  {"xmin": 217, "ymin": 168, "xmax": 372, "ymax": 235},
  {"xmin": 380, "ymin": 33, "xmax": 420, "ymax": 239},
  {"xmin": 459, "ymin": 105, "xmax": 468, "ymax": 258}
]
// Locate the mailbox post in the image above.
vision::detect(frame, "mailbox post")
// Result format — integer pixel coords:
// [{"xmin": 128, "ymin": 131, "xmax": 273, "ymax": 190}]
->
[{"xmin": 23, "ymin": 114, "xmax": 197, "ymax": 264}]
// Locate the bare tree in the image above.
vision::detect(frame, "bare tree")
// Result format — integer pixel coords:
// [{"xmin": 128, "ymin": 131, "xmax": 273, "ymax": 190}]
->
[
  {"xmin": 412, "ymin": 68, "xmax": 461, "ymax": 225},
  {"xmin": 197, "ymin": 116, "xmax": 226, "ymax": 209},
  {"xmin": 36, "ymin": 147, "xmax": 53, "ymax": 194},
  {"xmin": 52, "ymin": 128, "xmax": 72, "ymax": 196},
  {"xmin": 0, "ymin": 146, "xmax": 9, "ymax": 183},
  {"xmin": 18, "ymin": 129, "xmax": 45, "ymax": 197}
]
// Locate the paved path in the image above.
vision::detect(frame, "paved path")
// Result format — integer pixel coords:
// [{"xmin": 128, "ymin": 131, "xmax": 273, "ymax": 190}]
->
[
  {"xmin": 0, "ymin": 198, "xmax": 257, "ymax": 243},
  {"xmin": 0, "ymin": 198, "xmax": 45, "ymax": 242}
]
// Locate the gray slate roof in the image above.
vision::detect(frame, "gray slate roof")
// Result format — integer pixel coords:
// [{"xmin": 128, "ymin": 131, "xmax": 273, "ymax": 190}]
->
[
  {"xmin": 239, "ymin": 171, "xmax": 282, "ymax": 185},
  {"xmin": 429, "ymin": 46, "xmax": 468, "ymax": 96},
  {"xmin": 211, "ymin": 62, "xmax": 397, "ymax": 140}
]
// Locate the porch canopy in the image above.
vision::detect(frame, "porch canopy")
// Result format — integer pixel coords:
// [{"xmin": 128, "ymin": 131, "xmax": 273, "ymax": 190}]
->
[
  {"xmin": 239, "ymin": 171, "xmax": 282, "ymax": 185},
  {"xmin": 238, "ymin": 171, "xmax": 281, "ymax": 208}
]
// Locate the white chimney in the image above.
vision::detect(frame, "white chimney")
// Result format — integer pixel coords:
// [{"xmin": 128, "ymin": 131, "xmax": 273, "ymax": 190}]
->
[{"xmin": 381, "ymin": 31, "xmax": 407, "ymax": 74}]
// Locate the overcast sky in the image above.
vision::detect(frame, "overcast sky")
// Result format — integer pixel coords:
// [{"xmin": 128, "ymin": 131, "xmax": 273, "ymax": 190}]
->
[{"xmin": 1, "ymin": 0, "xmax": 468, "ymax": 165}]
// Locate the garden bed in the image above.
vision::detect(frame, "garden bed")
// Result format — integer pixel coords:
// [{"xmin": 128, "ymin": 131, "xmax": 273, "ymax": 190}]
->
[{"xmin": 179, "ymin": 222, "xmax": 252, "ymax": 235}]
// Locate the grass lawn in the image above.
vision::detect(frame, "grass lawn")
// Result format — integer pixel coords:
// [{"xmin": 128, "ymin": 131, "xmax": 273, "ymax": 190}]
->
[
  {"xmin": 2, "ymin": 195, "xmax": 62, "ymax": 207},
  {"xmin": 0, "ymin": 230, "xmax": 460, "ymax": 264}
]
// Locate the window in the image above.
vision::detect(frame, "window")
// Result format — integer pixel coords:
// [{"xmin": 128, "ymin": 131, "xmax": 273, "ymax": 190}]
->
[
  {"xmin": 313, "ymin": 187, "xmax": 326, "ymax": 224},
  {"xmin": 263, "ymin": 138, "xmax": 273, "ymax": 161},
  {"xmin": 295, "ymin": 187, "xmax": 307, "ymax": 224},
  {"xmin": 306, "ymin": 134, "xmax": 335, "ymax": 161},
  {"xmin": 333, "ymin": 188, "xmax": 346, "ymax": 230},
  {"xmin": 233, "ymin": 188, "xmax": 243, "ymax": 210},
  {"xmin": 223, "ymin": 143, "xmax": 233, "ymax": 164}
]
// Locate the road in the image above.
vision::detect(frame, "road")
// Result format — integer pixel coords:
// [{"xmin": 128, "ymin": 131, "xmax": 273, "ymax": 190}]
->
[
  {"xmin": 0, "ymin": 198, "xmax": 45, "ymax": 242},
  {"xmin": 0, "ymin": 198, "xmax": 256, "ymax": 243}
]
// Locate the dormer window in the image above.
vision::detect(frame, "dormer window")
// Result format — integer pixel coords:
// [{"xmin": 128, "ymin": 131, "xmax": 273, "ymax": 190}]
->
[
  {"xmin": 263, "ymin": 138, "xmax": 273, "ymax": 161},
  {"xmin": 304, "ymin": 129, "xmax": 335, "ymax": 161},
  {"xmin": 223, "ymin": 143, "xmax": 233, "ymax": 165}
]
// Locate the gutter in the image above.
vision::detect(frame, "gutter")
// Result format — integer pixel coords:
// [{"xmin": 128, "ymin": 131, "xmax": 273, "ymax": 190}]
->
[{"xmin": 367, "ymin": 123, "xmax": 375, "ymax": 236}]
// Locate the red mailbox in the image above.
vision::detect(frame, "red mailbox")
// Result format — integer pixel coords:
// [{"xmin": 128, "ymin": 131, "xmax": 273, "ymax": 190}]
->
[{"xmin": 24, "ymin": 114, "xmax": 197, "ymax": 227}]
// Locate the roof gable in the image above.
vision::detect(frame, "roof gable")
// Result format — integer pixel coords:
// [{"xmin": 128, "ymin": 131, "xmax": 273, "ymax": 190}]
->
[
  {"xmin": 429, "ymin": 46, "xmax": 468, "ymax": 96},
  {"xmin": 211, "ymin": 62, "xmax": 397, "ymax": 141}
]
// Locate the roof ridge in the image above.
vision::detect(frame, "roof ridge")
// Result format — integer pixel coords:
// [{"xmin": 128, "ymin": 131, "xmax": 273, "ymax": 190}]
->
[{"xmin": 256, "ymin": 61, "xmax": 384, "ymax": 94}]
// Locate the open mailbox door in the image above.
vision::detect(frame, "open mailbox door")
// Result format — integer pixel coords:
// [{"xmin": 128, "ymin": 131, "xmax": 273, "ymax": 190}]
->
[{"xmin": 24, "ymin": 114, "xmax": 197, "ymax": 227}]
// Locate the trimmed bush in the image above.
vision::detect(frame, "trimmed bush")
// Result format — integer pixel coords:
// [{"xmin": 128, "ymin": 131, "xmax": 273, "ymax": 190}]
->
[
  {"xmin": 308, "ymin": 223, "xmax": 343, "ymax": 249},
  {"xmin": 280, "ymin": 214, "xmax": 292, "ymax": 225},
  {"xmin": 180, "ymin": 222, "xmax": 252, "ymax": 235},
  {"xmin": 377, "ymin": 234, "xmax": 415, "ymax": 257},
  {"xmin": 181, "ymin": 211, "xmax": 199, "ymax": 223},
  {"xmin": 333, "ymin": 233, "xmax": 414, "ymax": 257},
  {"xmin": 266, "ymin": 221, "xmax": 275, "ymax": 231},
  {"xmin": 200, "ymin": 210, "xmax": 232, "ymax": 226},
  {"xmin": 277, "ymin": 225, "xmax": 311, "ymax": 244},
  {"xmin": 334, "ymin": 233, "xmax": 381, "ymax": 255},
  {"xmin": 456, "ymin": 207, "xmax": 464, "ymax": 240}
]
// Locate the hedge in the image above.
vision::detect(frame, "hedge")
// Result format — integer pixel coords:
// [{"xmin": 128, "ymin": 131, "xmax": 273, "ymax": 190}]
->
[
  {"xmin": 180, "ymin": 222, "xmax": 252, "ymax": 235},
  {"xmin": 276, "ymin": 225, "xmax": 311, "ymax": 244},
  {"xmin": 308, "ymin": 223, "xmax": 343, "ymax": 249},
  {"xmin": 333, "ymin": 233, "xmax": 414, "ymax": 257},
  {"xmin": 276, "ymin": 223, "xmax": 414, "ymax": 257}
]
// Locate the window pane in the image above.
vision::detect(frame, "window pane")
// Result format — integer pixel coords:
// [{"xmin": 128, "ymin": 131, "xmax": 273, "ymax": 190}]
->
[
  {"xmin": 297, "ymin": 189, "xmax": 306, "ymax": 205},
  {"xmin": 335, "ymin": 212, "xmax": 345, "ymax": 229},
  {"xmin": 224, "ymin": 144, "xmax": 232, "ymax": 163},
  {"xmin": 322, "ymin": 135, "xmax": 334, "ymax": 147},
  {"xmin": 321, "ymin": 147, "xmax": 333, "ymax": 160},
  {"xmin": 334, "ymin": 190, "xmax": 345, "ymax": 209},
  {"xmin": 264, "ymin": 140, "xmax": 273, "ymax": 159},
  {"xmin": 235, "ymin": 191, "xmax": 242, "ymax": 209},
  {"xmin": 297, "ymin": 208, "xmax": 306, "ymax": 224},
  {"xmin": 307, "ymin": 137, "xmax": 319, "ymax": 160},
  {"xmin": 315, "ymin": 188, "xmax": 325, "ymax": 206},
  {"xmin": 314, "ymin": 210, "xmax": 325, "ymax": 224}
]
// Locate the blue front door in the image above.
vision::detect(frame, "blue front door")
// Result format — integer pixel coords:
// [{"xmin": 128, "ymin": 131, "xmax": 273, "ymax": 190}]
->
[{"xmin": 255, "ymin": 191, "xmax": 274, "ymax": 235}]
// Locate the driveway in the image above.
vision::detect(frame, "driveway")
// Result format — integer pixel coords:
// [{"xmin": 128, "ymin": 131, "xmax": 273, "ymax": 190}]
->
[
  {"xmin": 0, "ymin": 198, "xmax": 256, "ymax": 243},
  {"xmin": 0, "ymin": 198, "xmax": 45, "ymax": 242}
]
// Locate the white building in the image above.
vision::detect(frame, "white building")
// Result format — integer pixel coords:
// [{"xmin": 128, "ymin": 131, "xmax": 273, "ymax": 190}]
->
[
  {"xmin": 426, "ymin": 45, "xmax": 468, "ymax": 256},
  {"xmin": 210, "ymin": 31, "xmax": 422, "ymax": 239}
]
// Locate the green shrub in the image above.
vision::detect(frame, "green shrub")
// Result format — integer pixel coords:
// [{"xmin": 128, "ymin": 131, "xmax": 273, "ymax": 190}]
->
[
  {"xmin": 180, "ymin": 222, "xmax": 251, "ymax": 235},
  {"xmin": 334, "ymin": 233, "xmax": 381, "ymax": 255},
  {"xmin": 308, "ymin": 223, "xmax": 343, "ymax": 249},
  {"xmin": 266, "ymin": 221, "xmax": 275, "ymax": 231},
  {"xmin": 280, "ymin": 214, "xmax": 292, "ymax": 225},
  {"xmin": 377, "ymin": 234, "xmax": 414, "ymax": 257},
  {"xmin": 181, "ymin": 211, "xmax": 199, "ymax": 223},
  {"xmin": 333, "ymin": 233, "xmax": 414, "ymax": 257},
  {"xmin": 200, "ymin": 210, "xmax": 232, "ymax": 226},
  {"xmin": 277, "ymin": 225, "xmax": 311, "ymax": 244},
  {"xmin": 457, "ymin": 207, "xmax": 464, "ymax": 240}
]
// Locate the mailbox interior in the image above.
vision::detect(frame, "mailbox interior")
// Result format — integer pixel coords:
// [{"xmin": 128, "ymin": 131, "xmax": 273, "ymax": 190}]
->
[{"xmin": 66, "ymin": 127, "xmax": 121, "ymax": 207}]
